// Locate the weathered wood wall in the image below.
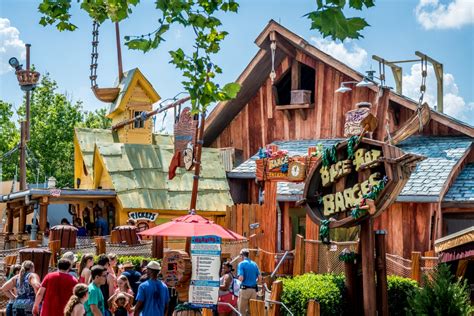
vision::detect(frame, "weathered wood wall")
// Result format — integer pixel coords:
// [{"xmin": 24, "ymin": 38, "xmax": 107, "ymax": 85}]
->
[
  {"xmin": 211, "ymin": 51, "xmax": 462, "ymax": 161},
  {"xmin": 374, "ymin": 202, "xmax": 436, "ymax": 258}
]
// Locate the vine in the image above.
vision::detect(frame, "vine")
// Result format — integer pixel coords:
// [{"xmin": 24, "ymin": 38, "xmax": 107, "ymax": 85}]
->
[
  {"xmin": 338, "ymin": 248, "xmax": 357, "ymax": 263},
  {"xmin": 319, "ymin": 219, "xmax": 330, "ymax": 244}
]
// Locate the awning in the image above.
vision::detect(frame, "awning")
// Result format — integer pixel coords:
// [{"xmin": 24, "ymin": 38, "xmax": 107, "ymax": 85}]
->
[
  {"xmin": 438, "ymin": 242, "xmax": 474, "ymax": 263},
  {"xmin": 435, "ymin": 226, "xmax": 474, "ymax": 262}
]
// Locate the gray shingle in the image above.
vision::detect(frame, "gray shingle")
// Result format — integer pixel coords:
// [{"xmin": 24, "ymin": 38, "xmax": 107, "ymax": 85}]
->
[
  {"xmin": 228, "ymin": 136, "xmax": 472, "ymax": 201},
  {"xmin": 444, "ymin": 163, "xmax": 474, "ymax": 202}
]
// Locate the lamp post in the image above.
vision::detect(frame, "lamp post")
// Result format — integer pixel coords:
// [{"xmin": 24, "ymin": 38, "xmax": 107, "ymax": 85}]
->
[{"xmin": 9, "ymin": 44, "xmax": 40, "ymax": 191}]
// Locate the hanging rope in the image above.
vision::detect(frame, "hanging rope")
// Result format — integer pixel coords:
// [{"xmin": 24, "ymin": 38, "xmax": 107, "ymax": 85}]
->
[
  {"xmin": 90, "ymin": 20, "xmax": 100, "ymax": 89},
  {"xmin": 417, "ymin": 56, "xmax": 428, "ymax": 132},
  {"xmin": 269, "ymin": 40, "xmax": 276, "ymax": 83}
]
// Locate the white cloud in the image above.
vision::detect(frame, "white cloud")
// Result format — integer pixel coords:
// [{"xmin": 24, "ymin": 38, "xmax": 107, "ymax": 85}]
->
[
  {"xmin": 310, "ymin": 37, "xmax": 368, "ymax": 70},
  {"xmin": 402, "ymin": 64, "xmax": 474, "ymax": 124},
  {"xmin": 0, "ymin": 18, "xmax": 25, "ymax": 75},
  {"xmin": 415, "ymin": 0, "xmax": 474, "ymax": 30}
]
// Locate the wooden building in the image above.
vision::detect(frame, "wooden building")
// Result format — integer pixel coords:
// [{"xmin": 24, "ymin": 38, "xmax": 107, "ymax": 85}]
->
[
  {"xmin": 204, "ymin": 21, "xmax": 474, "ymax": 259},
  {"xmin": 0, "ymin": 68, "xmax": 233, "ymax": 247}
]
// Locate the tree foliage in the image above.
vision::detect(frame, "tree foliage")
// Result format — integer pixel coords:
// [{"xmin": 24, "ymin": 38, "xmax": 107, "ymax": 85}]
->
[
  {"xmin": 1, "ymin": 73, "xmax": 110, "ymax": 188},
  {"xmin": 37, "ymin": 0, "xmax": 374, "ymax": 114},
  {"xmin": 408, "ymin": 263, "xmax": 473, "ymax": 316}
]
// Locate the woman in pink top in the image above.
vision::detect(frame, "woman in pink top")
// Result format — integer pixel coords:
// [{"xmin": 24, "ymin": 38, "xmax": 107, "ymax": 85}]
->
[{"xmin": 78, "ymin": 253, "xmax": 94, "ymax": 284}]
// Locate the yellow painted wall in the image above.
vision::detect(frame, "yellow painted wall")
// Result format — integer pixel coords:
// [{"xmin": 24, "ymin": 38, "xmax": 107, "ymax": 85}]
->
[{"xmin": 73, "ymin": 136, "xmax": 93, "ymax": 189}]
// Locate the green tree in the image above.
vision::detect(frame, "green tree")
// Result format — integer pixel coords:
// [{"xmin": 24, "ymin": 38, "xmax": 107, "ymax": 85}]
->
[
  {"xmin": 79, "ymin": 108, "xmax": 112, "ymax": 129},
  {"xmin": 0, "ymin": 101, "xmax": 20, "ymax": 181},
  {"xmin": 1, "ymin": 74, "xmax": 110, "ymax": 187},
  {"xmin": 38, "ymin": 1, "xmax": 374, "ymax": 114},
  {"xmin": 408, "ymin": 263, "xmax": 473, "ymax": 316}
]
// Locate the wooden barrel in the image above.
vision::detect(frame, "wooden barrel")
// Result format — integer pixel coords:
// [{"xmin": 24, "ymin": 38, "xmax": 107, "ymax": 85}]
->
[
  {"xmin": 162, "ymin": 250, "xmax": 192, "ymax": 302},
  {"xmin": 112, "ymin": 226, "xmax": 139, "ymax": 245},
  {"xmin": 19, "ymin": 248, "xmax": 51, "ymax": 280},
  {"xmin": 50, "ymin": 225, "xmax": 77, "ymax": 248}
]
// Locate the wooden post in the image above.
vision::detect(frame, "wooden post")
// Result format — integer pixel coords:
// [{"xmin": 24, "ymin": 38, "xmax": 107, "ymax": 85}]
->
[
  {"xmin": 19, "ymin": 206, "xmax": 26, "ymax": 233},
  {"xmin": 268, "ymin": 280, "xmax": 283, "ymax": 316},
  {"xmin": 39, "ymin": 199, "xmax": 48, "ymax": 233},
  {"xmin": 6, "ymin": 206, "xmax": 13, "ymax": 234},
  {"xmin": 48, "ymin": 240, "xmax": 60, "ymax": 266},
  {"xmin": 306, "ymin": 300, "xmax": 320, "ymax": 316},
  {"xmin": 263, "ymin": 181, "xmax": 278, "ymax": 253},
  {"xmin": 344, "ymin": 260, "xmax": 358, "ymax": 314},
  {"xmin": 94, "ymin": 236, "xmax": 106, "ymax": 255},
  {"xmin": 293, "ymin": 234, "xmax": 305, "ymax": 275},
  {"xmin": 375, "ymin": 230, "xmax": 388, "ymax": 316},
  {"xmin": 360, "ymin": 218, "xmax": 376, "ymax": 316},
  {"xmin": 411, "ymin": 251, "xmax": 422, "ymax": 283},
  {"xmin": 201, "ymin": 308, "xmax": 213, "ymax": 316},
  {"xmin": 249, "ymin": 299, "xmax": 265, "ymax": 316},
  {"xmin": 152, "ymin": 236, "xmax": 164, "ymax": 259},
  {"xmin": 373, "ymin": 87, "xmax": 390, "ymax": 141}
]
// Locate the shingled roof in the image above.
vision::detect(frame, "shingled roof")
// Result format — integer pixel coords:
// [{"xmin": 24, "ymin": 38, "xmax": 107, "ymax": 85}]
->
[
  {"xmin": 229, "ymin": 136, "xmax": 473, "ymax": 203},
  {"xmin": 444, "ymin": 163, "xmax": 474, "ymax": 202},
  {"xmin": 75, "ymin": 128, "xmax": 232, "ymax": 212}
]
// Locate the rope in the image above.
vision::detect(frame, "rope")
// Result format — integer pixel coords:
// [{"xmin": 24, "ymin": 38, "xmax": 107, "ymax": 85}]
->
[{"xmin": 269, "ymin": 40, "xmax": 276, "ymax": 83}]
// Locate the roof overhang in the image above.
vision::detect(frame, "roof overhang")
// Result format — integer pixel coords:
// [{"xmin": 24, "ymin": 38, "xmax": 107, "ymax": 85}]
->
[{"xmin": 1, "ymin": 188, "xmax": 116, "ymax": 203}]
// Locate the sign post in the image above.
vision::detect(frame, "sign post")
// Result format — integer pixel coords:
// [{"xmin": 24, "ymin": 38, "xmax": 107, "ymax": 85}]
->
[{"xmin": 189, "ymin": 235, "xmax": 222, "ymax": 308}]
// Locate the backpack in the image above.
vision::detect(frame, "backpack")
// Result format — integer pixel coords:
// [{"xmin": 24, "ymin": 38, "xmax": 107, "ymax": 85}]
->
[{"xmin": 231, "ymin": 277, "xmax": 241, "ymax": 296}]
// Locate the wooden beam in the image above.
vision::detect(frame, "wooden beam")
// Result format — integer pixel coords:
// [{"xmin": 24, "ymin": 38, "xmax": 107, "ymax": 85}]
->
[
  {"xmin": 19, "ymin": 206, "xmax": 26, "ymax": 234},
  {"xmin": 291, "ymin": 59, "xmax": 300, "ymax": 90},
  {"xmin": 373, "ymin": 87, "xmax": 390, "ymax": 141},
  {"xmin": 372, "ymin": 55, "xmax": 403, "ymax": 94},
  {"xmin": 306, "ymin": 300, "xmax": 320, "ymax": 316},
  {"xmin": 360, "ymin": 218, "xmax": 376, "ymax": 316},
  {"xmin": 375, "ymin": 231, "xmax": 389, "ymax": 316},
  {"xmin": 411, "ymin": 251, "xmax": 421, "ymax": 283},
  {"xmin": 268, "ymin": 280, "xmax": 283, "ymax": 316},
  {"xmin": 293, "ymin": 234, "xmax": 305, "ymax": 275}
]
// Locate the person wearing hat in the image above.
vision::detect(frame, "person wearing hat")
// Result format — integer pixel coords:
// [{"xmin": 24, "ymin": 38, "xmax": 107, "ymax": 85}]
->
[
  {"xmin": 62, "ymin": 251, "xmax": 79, "ymax": 279},
  {"xmin": 236, "ymin": 249, "xmax": 261, "ymax": 316},
  {"xmin": 33, "ymin": 258, "xmax": 78, "ymax": 316},
  {"xmin": 134, "ymin": 261, "xmax": 169, "ymax": 316}
]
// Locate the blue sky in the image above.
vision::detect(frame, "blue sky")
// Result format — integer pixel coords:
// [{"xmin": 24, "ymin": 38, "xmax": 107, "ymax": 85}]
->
[{"xmin": 1, "ymin": 0, "xmax": 473, "ymax": 131}]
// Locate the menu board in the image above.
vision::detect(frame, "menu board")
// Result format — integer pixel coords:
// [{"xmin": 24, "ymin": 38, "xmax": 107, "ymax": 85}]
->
[{"xmin": 189, "ymin": 235, "xmax": 221, "ymax": 307}]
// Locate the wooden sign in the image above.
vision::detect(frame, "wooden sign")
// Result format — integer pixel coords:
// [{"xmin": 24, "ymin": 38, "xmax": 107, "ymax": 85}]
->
[
  {"xmin": 344, "ymin": 107, "xmax": 371, "ymax": 137},
  {"xmin": 255, "ymin": 146, "xmax": 321, "ymax": 182},
  {"xmin": 174, "ymin": 107, "xmax": 197, "ymax": 167},
  {"xmin": 302, "ymin": 138, "xmax": 424, "ymax": 228}
]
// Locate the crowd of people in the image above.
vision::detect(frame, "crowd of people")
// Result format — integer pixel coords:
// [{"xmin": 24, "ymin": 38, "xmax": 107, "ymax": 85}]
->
[
  {"xmin": 0, "ymin": 253, "xmax": 169, "ymax": 316},
  {"xmin": 0, "ymin": 248, "xmax": 261, "ymax": 316}
]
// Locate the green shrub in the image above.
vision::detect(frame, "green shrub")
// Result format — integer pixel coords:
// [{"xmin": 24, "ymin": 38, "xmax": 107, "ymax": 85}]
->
[
  {"xmin": 408, "ymin": 263, "xmax": 473, "ymax": 316},
  {"xmin": 76, "ymin": 253, "xmax": 159, "ymax": 270},
  {"xmin": 387, "ymin": 275, "xmax": 419, "ymax": 316},
  {"xmin": 279, "ymin": 273, "xmax": 345, "ymax": 316}
]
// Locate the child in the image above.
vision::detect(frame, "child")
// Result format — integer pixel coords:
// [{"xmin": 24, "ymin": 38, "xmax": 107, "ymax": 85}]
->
[
  {"xmin": 64, "ymin": 283, "xmax": 89, "ymax": 316},
  {"xmin": 108, "ymin": 291, "xmax": 134, "ymax": 316}
]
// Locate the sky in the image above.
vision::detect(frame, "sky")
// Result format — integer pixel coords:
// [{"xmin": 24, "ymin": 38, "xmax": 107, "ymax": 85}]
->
[{"xmin": 1, "ymin": 0, "xmax": 473, "ymax": 132}]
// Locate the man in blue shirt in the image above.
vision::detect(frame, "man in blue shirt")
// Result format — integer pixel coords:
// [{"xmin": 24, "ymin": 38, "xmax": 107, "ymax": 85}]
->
[
  {"xmin": 95, "ymin": 216, "xmax": 109, "ymax": 236},
  {"xmin": 237, "ymin": 249, "xmax": 261, "ymax": 316},
  {"xmin": 134, "ymin": 261, "xmax": 169, "ymax": 316}
]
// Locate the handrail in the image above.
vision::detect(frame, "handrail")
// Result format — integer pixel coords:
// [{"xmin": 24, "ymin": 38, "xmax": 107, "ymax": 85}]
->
[
  {"xmin": 217, "ymin": 302, "xmax": 242, "ymax": 315},
  {"xmin": 266, "ymin": 299, "xmax": 293, "ymax": 316},
  {"xmin": 271, "ymin": 250, "xmax": 289, "ymax": 278}
]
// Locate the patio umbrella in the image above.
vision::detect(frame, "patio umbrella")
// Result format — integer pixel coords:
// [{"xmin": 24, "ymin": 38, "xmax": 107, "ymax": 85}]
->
[{"xmin": 138, "ymin": 213, "xmax": 246, "ymax": 240}]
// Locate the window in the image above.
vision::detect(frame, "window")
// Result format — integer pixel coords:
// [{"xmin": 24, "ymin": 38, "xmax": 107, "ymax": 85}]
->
[
  {"xmin": 273, "ymin": 62, "xmax": 315, "ymax": 106},
  {"xmin": 133, "ymin": 111, "xmax": 144, "ymax": 128}
]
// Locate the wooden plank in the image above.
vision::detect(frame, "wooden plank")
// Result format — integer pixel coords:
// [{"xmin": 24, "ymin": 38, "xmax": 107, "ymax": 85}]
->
[
  {"xmin": 331, "ymin": 71, "xmax": 341, "ymax": 136},
  {"xmin": 375, "ymin": 231, "xmax": 389, "ymax": 316},
  {"xmin": 259, "ymin": 86, "xmax": 266, "ymax": 147},
  {"xmin": 411, "ymin": 251, "xmax": 421, "ymax": 283},
  {"xmin": 373, "ymin": 87, "xmax": 391, "ymax": 141},
  {"xmin": 249, "ymin": 299, "xmax": 265, "ymax": 316},
  {"xmin": 243, "ymin": 104, "xmax": 250, "ymax": 158},
  {"xmin": 243, "ymin": 203, "xmax": 250, "ymax": 238},
  {"xmin": 315, "ymin": 62, "xmax": 325, "ymax": 139},
  {"xmin": 293, "ymin": 234, "xmax": 305, "ymax": 275},
  {"xmin": 360, "ymin": 218, "xmax": 376, "ymax": 316},
  {"xmin": 268, "ymin": 280, "xmax": 283, "ymax": 316},
  {"xmin": 321, "ymin": 65, "xmax": 334, "ymax": 137},
  {"xmin": 291, "ymin": 59, "xmax": 301, "ymax": 90},
  {"xmin": 391, "ymin": 203, "xmax": 404, "ymax": 256},
  {"xmin": 263, "ymin": 181, "xmax": 278, "ymax": 252},
  {"xmin": 282, "ymin": 202, "xmax": 292, "ymax": 250},
  {"xmin": 266, "ymin": 78, "xmax": 274, "ymax": 119},
  {"xmin": 306, "ymin": 300, "xmax": 321, "ymax": 316},
  {"xmin": 402, "ymin": 203, "xmax": 413, "ymax": 259}
]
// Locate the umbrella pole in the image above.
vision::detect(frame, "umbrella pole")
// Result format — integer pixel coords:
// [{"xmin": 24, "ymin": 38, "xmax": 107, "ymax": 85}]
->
[{"xmin": 189, "ymin": 110, "xmax": 206, "ymax": 211}]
